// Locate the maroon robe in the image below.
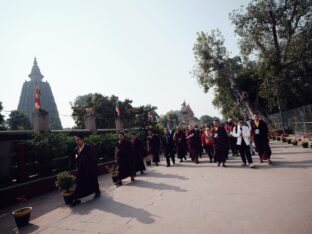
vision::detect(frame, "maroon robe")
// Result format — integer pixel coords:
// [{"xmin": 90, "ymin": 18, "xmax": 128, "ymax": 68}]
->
[
  {"xmin": 131, "ymin": 138, "xmax": 146, "ymax": 173},
  {"xmin": 74, "ymin": 144, "xmax": 100, "ymax": 199},
  {"xmin": 251, "ymin": 120, "xmax": 271, "ymax": 160},
  {"xmin": 147, "ymin": 134, "xmax": 160, "ymax": 163},
  {"xmin": 212, "ymin": 126, "xmax": 229, "ymax": 163},
  {"xmin": 115, "ymin": 139, "xmax": 134, "ymax": 180},
  {"xmin": 173, "ymin": 130, "xmax": 187, "ymax": 159}
]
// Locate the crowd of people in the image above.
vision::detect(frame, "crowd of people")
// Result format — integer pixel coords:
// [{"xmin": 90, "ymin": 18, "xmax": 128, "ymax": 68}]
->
[{"xmin": 70, "ymin": 113, "xmax": 272, "ymax": 206}]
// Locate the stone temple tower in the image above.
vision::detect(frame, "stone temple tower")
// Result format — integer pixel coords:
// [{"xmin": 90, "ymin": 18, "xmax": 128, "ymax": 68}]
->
[{"xmin": 17, "ymin": 58, "xmax": 62, "ymax": 130}]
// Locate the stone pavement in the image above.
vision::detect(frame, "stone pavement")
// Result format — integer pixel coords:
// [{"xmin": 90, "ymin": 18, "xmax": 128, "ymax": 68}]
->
[{"xmin": 1, "ymin": 141, "xmax": 312, "ymax": 234}]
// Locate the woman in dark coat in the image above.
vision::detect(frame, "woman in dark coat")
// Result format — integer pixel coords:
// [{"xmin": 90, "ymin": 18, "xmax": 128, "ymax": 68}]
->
[
  {"xmin": 173, "ymin": 127, "xmax": 187, "ymax": 162},
  {"xmin": 212, "ymin": 120, "xmax": 229, "ymax": 167},
  {"xmin": 147, "ymin": 131, "xmax": 160, "ymax": 166},
  {"xmin": 251, "ymin": 113, "xmax": 272, "ymax": 164},
  {"xmin": 131, "ymin": 132, "xmax": 146, "ymax": 174},
  {"xmin": 72, "ymin": 134, "xmax": 100, "ymax": 206},
  {"xmin": 115, "ymin": 132, "xmax": 135, "ymax": 186}
]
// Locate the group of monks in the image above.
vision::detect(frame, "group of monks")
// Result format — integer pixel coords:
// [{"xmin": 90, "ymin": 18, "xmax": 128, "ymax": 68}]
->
[{"xmin": 70, "ymin": 113, "xmax": 272, "ymax": 206}]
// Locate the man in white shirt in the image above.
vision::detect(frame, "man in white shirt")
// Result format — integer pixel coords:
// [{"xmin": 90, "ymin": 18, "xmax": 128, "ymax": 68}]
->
[{"xmin": 232, "ymin": 119, "xmax": 254, "ymax": 168}]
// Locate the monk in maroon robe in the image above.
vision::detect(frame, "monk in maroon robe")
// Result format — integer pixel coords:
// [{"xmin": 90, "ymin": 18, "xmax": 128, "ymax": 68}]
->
[
  {"xmin": 71, "ymin": 134, "xmax": 100, "ymax": 206},
  {"xmin": 251, "ymin": 113, "xmax": 272, "ymax": 164},
  {"xmin": 131, "ymin": 132, "xmax": 146, "ymax": 175},
  {"xmin": 115, "ymin": 132, "xmax": 135, "ymax": 186},
  {"xmin": 147, "ymin": 131, "xmax": 160, "ymax": 166},
  {"xmin": 212, "ymin": 120, "xmax": 229, "ymax": 167},
  {"xmin": 186, "ymin": 125, "xmax": 199, "ymax": 164},
  {"xmin": 173, "ymin": 127, "xmax": 187, "ymax": 162}
]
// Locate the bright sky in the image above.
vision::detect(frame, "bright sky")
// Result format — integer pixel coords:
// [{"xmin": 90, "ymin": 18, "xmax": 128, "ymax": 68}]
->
[{"xmin": 0, "ymin": 0, "xmax": 250, "ymax": 128}]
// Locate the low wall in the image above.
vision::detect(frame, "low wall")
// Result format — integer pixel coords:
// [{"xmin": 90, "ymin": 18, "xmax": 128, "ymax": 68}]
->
[{"xmin": 269, "ymin": 104, "xmax": 312, "ymax": 134}]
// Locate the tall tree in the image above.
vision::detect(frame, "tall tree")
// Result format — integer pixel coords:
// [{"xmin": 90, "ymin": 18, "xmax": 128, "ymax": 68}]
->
[
  {"xmin": 230, "ymin": 0, "xmax": 312, "ymax": 113},
  {"xmin": 192, "ymin": 30, "xmax": 269, "ymax": 121},
  {"xmin": 7, "ymin": 110, "xmax": 32, "ymax": 130}
]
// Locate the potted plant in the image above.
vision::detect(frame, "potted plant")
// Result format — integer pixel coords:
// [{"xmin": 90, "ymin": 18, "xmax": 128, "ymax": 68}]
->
[
  {"xmin": 276, "ymin": 136, "xmax": 281, "ymax": 141},
  {"xmin": 55, "ymin": 171, "xmax": 76, "ymax": 204},
  {"xmin": 12, "ymin": 207, "xmax": 32, "ymax": 227},
  {"xmin": 301, "ymin": 139, "xmax": 309, "ymax": 148},
  {"xmin": 286, "ymin": 137, "xmax": 292, "ymax": 144},
  {"xmin": 291, "ymin": 138, "xmax": 298, "ymax": 145}
]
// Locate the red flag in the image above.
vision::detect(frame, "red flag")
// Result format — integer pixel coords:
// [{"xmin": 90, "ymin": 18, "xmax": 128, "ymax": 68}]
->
[
  {"xmin": 35, "ymin": 83, "xmax": 41, "ymax": 110},
  {"xmin": 115, "ymin": 100, "xmax": 120, "ymax": 116}
]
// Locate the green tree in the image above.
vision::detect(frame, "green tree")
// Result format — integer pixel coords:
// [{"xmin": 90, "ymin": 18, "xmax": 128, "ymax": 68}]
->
[
  {"xmin": 7, "ymin": 110, "xmax": 32, "ymax": 130},
  {"xmin": 0, "ymin": 101, "xmax": 5, "ymax": 130},
  {"xmin": 192, "ymin": 30, "xmax": 269, "ymax": 121},
  {"xmin": 71, "ymin": 93, "xmax": 158, "ymax": 129},
  {"xmin": 230, "ymin": 0, "xmax": 312, "ymax": 112},
  {"xmin": 159, "ymin": 111, "xmax": 180, "ymax": 129},
  {"xmin": 199, "ymin": 115, "xmax": 214, "ymax": 125}
]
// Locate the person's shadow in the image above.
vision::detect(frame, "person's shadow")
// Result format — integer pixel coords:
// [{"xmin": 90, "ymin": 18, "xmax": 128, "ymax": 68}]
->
[
  {"xmin": 146, "ymin": 171, "xmax": 189, "ymax": 180},
  {"xmin": 129, "ymin": 180, "xmax": 188, "ymax": 192},
  {"xmin": 71, "ymin": 193, "xmax": 157, "ymax": 224}
]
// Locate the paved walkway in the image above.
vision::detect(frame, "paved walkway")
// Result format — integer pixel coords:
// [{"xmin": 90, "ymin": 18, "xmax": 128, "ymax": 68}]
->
[{"xmin": 1, "ymin": 141, "xmax": 312, "ymax": 234}]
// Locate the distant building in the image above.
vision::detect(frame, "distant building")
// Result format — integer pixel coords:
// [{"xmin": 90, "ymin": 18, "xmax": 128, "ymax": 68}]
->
[
  {"xmin": 179, "ymin": 101, "xmax": 196, "ymax": 127},
  {"xmin": 17, "ymin": 58, "xmax": 62, "ymax": 130}
]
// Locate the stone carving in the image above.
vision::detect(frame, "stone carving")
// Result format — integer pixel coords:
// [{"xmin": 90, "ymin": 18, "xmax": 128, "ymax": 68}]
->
[{"xmin": 179, "ymin": 101, "xmax": 195, "ymax": 127}]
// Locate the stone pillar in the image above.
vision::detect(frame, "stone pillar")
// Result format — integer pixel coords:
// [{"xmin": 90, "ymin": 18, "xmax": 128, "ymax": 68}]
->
[
  {"xmin": 84, "ymin": 113, "xmax": 96, "ymax": 132},
  {"xmin": 115, "ymin": 117, "xmax": 124, "ymax": 130},
  {"xmin": 32, "ymin": 109, "xmax": 49, "ymax": 132}
]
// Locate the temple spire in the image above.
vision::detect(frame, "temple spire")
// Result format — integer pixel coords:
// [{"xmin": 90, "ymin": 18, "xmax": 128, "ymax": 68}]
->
[{"xmin": 28, "ymin": 57, "xmax": 44, "ymax": 81}]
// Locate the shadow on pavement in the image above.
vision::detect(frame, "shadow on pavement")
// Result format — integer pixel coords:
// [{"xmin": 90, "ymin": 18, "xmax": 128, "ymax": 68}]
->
[
  {"xmin": 14, "ymin": 223, "xmax": 39, "ymax": 234},
  {"xmin": 147, "ymin": 171, "xmax": 189, "ymax": 180},
  {"xmin": 130, "ymin": 180, "xmax": 187, "ymax": 192},
  {"xmin": 71, "ymin": 193, "xmax": 157, "ymax": 224},
  {"xmin": 258, "ymin": 160, "xmax": 312, "ymax": 169}
]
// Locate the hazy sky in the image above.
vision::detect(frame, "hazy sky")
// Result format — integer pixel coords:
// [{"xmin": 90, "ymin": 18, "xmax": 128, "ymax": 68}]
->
[{"xmin": 0, "ymin": 0, "xmax": 250, "ymax": 128}]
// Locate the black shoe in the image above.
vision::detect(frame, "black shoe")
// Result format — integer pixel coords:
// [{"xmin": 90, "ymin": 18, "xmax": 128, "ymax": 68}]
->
[
  {"xmin": 140, "ymin": 171, "xmax": 144, "ymax": 175},
  {"xmin": 166, "ymin": 165, "xmax": 170, "ymax": 167},
  {"xmin": 180, "ymin": 159, "xmax": 183, "ymax": 162},
  {"xmin": 217, "ymin": 162, "xmax": 221, "ymax": 167},
  {"xmin": 222, "ymin": 163, "xmax": 227, "ymax": 168},
  {"xmin": 155, "ymin": 163, "xmax": 159, "ymax": 166},
  {"xmin": 71, "ymin": 199, "xmax": 81, "ymax": 207},
  {"xmin": 131, "ymin": 176, "xmax": 135, "ymax": 182},
  {"xmin": 94, "ymin": 191, "xmax": 101, "ymax": 199}
]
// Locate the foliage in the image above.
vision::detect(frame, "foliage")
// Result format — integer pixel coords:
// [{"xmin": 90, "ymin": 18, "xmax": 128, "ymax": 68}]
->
[
  {"xmin": 7, "ymin": 110, "xmax": 31, "ymax": 130},
  {"xmin": 71, "ymin": 93, "xmax": 158, "ymax": 129},
  {"xmin": 55, "ymin": 171, "xmax": 76, "ymax": 192},
  {"xmin": 230, "ymin": 0, "xmax": 312, "ymax": 111},
  {"xmin": 158, "ymin": 111, "xmax": 180, "ymax": 129},
  {"xmin": 0, "ymin": 101, "xmax": 5, "ymax": 130},
  {"xmin": 199, "ymin": 115, "xmax": 214, "ymax": 125},
  {"xmin": 192, "ymin": 0, "xmax": 312, "ymax": 120}
]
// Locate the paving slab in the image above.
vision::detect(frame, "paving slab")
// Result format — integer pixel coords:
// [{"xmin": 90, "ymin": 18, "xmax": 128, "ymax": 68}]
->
[{"xmin": 1, "ymin": 141, "xmax": 312, "ymax": 234}]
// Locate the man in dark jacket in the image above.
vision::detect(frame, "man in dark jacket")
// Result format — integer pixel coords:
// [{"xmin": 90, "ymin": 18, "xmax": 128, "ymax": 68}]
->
[
  {"xmin": 163, "ymin": 128, "xmax": 175, "ymax": 167},
  {"xmin": 72, "ymin": 134, "xmax": 100, "ymax": 206}
]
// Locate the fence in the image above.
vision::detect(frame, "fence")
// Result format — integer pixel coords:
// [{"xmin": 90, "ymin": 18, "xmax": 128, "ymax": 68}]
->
[{"xmin": 269, "ymin": 104, "xmax": 312, "ymax": 134}]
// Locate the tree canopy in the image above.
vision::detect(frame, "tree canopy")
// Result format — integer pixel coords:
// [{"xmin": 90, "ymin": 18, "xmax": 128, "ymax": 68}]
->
[
  {"xmin": 71, "ymin": 93, "xmax": 158, "ymax": 129},
  {"xmin": 193, "ymin": 0, "xmax": 312, "ymax": 120},
  {"xmin": 7, "ymin": 110, "xmax": 32, "ymax": 130}
]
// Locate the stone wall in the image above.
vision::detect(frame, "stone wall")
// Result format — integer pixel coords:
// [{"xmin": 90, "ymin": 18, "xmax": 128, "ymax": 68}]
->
[{"xmin": 269, "ymin": 104, "xmax": 312, "ymax": 134}]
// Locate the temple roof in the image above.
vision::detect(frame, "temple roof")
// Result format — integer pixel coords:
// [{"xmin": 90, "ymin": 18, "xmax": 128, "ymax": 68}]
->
[{"xmin": 28, "ymin": 57, "xmax": 44, "ymax": 81}]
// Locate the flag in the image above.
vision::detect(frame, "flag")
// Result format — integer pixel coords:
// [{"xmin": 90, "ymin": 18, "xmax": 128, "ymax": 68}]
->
[
  {"xmin": 115, "ymin": 99, "xmax": 120, "ymax": 116},
  {"xmin": 35, "ymin": 83, "xmax": 41, "ymax": 110}
]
